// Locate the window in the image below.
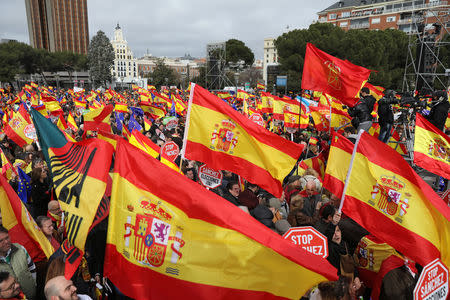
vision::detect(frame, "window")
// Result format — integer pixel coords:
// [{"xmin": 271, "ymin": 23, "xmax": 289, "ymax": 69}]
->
[
  {"xmin": 329, "ymin": 13, "xmax": 337, "ymax": 20},
  {"xmin": 371, "ymin": 18, "xmax": 380, "ymax": 24},
  {"xmin": 341, "ymin": 11, "xmax": 350, "ymax": 18},
  {"xmin": 340, "ymin": 21, "xmax": 348, "ymax": 27},
  {"xmin": 386, "ymin": 16, "xmax": 396, "ymax": 22}
]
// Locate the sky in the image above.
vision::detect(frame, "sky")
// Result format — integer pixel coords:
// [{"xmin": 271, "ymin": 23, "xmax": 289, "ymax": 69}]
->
[{"xmin": 1, "ymin": 0, "xmax": 335, "ymax": 59}]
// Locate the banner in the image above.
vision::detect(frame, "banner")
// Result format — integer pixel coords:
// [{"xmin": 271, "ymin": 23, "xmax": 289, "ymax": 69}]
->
[
  {"xmin": 342, "ymin": 131, "xmax": 450, "ymax": 268},
  {"xmin": 31, "ymin": 109, "xmax": 114, "ymax": 250},
  {"xmin": 104, "ymin": 139, "xmax": 337, "ymax": 300},
  {"xmin": 183, "ymin": 84, "xmax": 304, "ymax": 197},
  {"xmin": 414, "ymin": 113, "xmax": 450, "ymax": 179}
]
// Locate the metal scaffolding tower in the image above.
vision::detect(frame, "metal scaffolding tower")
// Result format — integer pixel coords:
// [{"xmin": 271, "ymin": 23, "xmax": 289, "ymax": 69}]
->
[
  {"xmin": 402, "ymin": 3, "xmax": 450, "ymax": 94},
  {"xmin": 205, "ymin": 42, "xmax": 234, "ymax": 90}
]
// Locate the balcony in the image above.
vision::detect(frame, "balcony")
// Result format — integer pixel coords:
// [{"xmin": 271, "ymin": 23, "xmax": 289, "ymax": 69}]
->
[
  {"xmin": 397, "ymin": 17, "xmax": 423, "ymax": 25},
  {"xmin": 350, "ymin": 23, "xmax": 370, "ymax": 29}
]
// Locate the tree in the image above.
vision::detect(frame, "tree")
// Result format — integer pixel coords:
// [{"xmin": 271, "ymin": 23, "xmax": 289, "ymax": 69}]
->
[
  {"xmin": 88, "ymin": 30, "xmax": 114, "ymax": 87},
  {"xmin": 275, "ymin": 23, "xmax": 409, "ymax": 92},
  {"xmin": 191, "ymin": 65, "xmax": 206, "ymax": 87},
  {"xmin": 237, "ymin": 67, "xmax": 262, "ymax": 87},
  {"xmin": 225, "ymin": 39, "xmax": 255, "ymax": 67},
  {"xmin": 0, "ymin": 41, "xmax": 38, "ymax": 84},
  {"xmin": 146, "ymin": 59, "xmax": 178, "ymax": 88}
]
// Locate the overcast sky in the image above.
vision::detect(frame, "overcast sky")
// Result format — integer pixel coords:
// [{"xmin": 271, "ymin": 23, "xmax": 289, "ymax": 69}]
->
[{"xmin": 1, "ymin": 0, "xmax": 335, "ymax": 59}]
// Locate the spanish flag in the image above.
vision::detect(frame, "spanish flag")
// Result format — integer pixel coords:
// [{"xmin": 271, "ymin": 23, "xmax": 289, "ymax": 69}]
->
[
  {"xmin": 330, "ymin": 107, "xmax": 351, "ymax": 128},
  {"xmin": 257, "ymin": 82, "xmax": 266, "ymax": 90},
  {"xmin": 67, "ymin": 112, "xmax": 79, "ymax": 132},
  {"xmin": 114, "ymin": 102, "xmax": 128, "ymax": 114},
  {"xmin": 236, "ymin": 89, "xmax": 250, "ymax": 102},
  {"xmin": 301, "ymin": 43, "xmax": 371, "ymax": 106},
  {"xmin": 260, "ymin": 91, "xmax": 274, "ymax": 114},
  {"xmin": 4, "ymin": 109, "xmax": 36, "ymax": 147},
  {"xmin": 140, "ymin": 102, "xmax": 166, "ymax": 120},
  {"xmin": 97, "ymin": 130, "xmax": 122, "ymax": 150},
  {"xmin": 297, "ymin": 152, "xmax": 326, "ymax": 181},
  {"xmin": 183, "ymin": 84, "xmax": 304, "ymax": 197},
  {"xmin": 0, "ymin": 172, "xmax": 53, "ymax": 262},
  {"xmin": 284, "ymin": 111, "xmax": 308, "ymax": 129},
  {"xmin": 31, "ymin": 108, "xmax": 114, "ymax": 251},
  {"xmin": 341, "ymin": 131, "xmax": 450, "ymax": 268},
  {"xmin": 323, "ymin": 132, "xmax": 354, "ymax": 199},
  {"xmin": 273, "ymin": 97, "xmax": 299, "ymax": 120},
  {"xmin": 414, "ymin": 113, "xmax": 450, "ymax": 179},
  {"xmin": 104, "ymin": 138, "xmax": 337, "ymax": 300},
  {"xmin": 310, "ymin": 104, "xmax": 330, "ymax": 132},
  {"xmin": 83, "ymin": 105, "xmax": 114, "ymax": 133},
  {"xmin": 0, "ymin": 148, "xmax": 17, "ymax": 181}
]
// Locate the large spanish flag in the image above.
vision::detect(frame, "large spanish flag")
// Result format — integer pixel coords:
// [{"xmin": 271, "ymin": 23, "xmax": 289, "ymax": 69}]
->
[
  {"xmin": 342, "ymin": 131, "xmax": 450, "ymax": 268},
  {"xmin": 323, "ymin": 132, "xmax": 354, "ymax": 199},
  {"xmin": 83, "ymin": 105, "xmax": 114, "ymax": 133},
  {"xmin": 183, "ymin": 84, "xmax": 304, "ymax": 197},
  {"xmin": 301, "ymin": 43, "xmax": 371, "ymax": 107},
  {"xmin": 31, "ymin": 108, "xmax": 114, "ymax": 250},
  {"xmin": 0, "ymin": 173, "xmax": 53, "ymax": 262},
  {"xmin": 105, "ymin": 139, "xmax": 337, "ymax": 300},
  {"xmin": 414, "ymin": 113, "xmax": 450, "ymax": 179}
]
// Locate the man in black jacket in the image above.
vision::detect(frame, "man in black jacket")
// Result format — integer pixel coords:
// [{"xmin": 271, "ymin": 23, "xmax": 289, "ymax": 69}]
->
[
  {"xmin": 377, "ymin": 95, "xmax": 394, "ymax": 143},
  {"xmin": 348, "ymin": 87, "xmax": 376, "ymax": 133},
  {"xmin": 427, "ymin": 90, "xmax": 449, "ymax": 131}
]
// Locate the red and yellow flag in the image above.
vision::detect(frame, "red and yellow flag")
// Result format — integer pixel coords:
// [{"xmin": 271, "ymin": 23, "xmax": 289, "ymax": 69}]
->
[
  {"xmin": 257, "ymin": 82, "xmax": 265, "ymax": 90},
  {"xmin": 297, "ymin": 152, "xmax": 326, "ymax": 181},
  {"xmin": 83, "ymin": 105, "xmax": 114, "ymax": 133},
  {"xmin": 104, "ymin": 139, "xmax": 337, "ymax": 300},
  {"xmin": 414, "ymin": 113, "xmax": 450, "ymax": 179},
  {"xmin": 0, "ymin": 173, "xmax": 53, "ymax": 262},
  {"xmin": 342, "ymin": 132, "xmax": 450, "ymax": 268},
  {"xmin": 260, "ymin": 91, "xmax": 274, "ymax": 114},
  {"xmin": 0, "ymin": 148, "xmax": 17, "ymax": 181},
  {"xmin": 323, "ymin": 132, "xmax": 354, "ymax": 199},
  {"xmin": 114, "ymin": 102, "xmax": 128, "ymax": 114},
  {"xmin": 4, "ymin": 109, "xmax": 36, "ymax": 147},
  {"xmin": 301, "ymin": 43, "xmax": 371, "ymax": 106},
  {"xmin": 183, "ymin": 84, "xmax": 304, "ymax": 197},
  {"xmin": 309, "ymin": 104, "xmax": 330, "ymax": 132},
  {"xmin": 67, "ymin": 112, "xmax": 78, "ymax": 132}
]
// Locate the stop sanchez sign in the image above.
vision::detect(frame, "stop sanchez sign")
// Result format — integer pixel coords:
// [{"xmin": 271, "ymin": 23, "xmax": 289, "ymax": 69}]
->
[
  {"xmin": 161, "ymin": 141, "xmax": 179, "ymax": 162},
  {"xmin": 198, "ymin": 164, "xmax": 223, "ymax": 189},
  {"xmin": 282, "ymin": 226, "xmax": 328, "ymax": 258},
  {"xmin": 249, "ymin": 113, "xmax": 265, "ymax": 127},
  {"xmin": 414, "ymin": 258, "xmax": 448, "ymax": 300}
]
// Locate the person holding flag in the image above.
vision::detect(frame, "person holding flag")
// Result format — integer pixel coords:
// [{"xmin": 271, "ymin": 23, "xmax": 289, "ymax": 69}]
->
[{"xmin": 347, "ymin": 87, "xmax": 376, "ymax": 133}]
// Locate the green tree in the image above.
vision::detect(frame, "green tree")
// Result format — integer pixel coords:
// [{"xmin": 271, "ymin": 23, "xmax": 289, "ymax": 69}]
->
[
  {"xmin": 0, "ymin": 41, "xmax": 38, "ymax": 83},
  {"xmin": 275, "ymin": 23, "xmax": 409, "ymax": 92},
  {"xmin": 87, "ymin": 30, "xmax": 114, "ymax": 87},
  {"xmin": 146, "ymin": 59, "xmax": 177, "ymax": 88},
  {"xmin": 191, "ymin": 65, "xmax": 206, "ymax": 87},
  {"xmin": 225, "ymin": 39, "xmax": 255, "ymax": 67}
]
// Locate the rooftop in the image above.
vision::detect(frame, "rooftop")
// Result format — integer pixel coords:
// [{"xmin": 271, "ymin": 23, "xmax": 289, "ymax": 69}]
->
[{"xmin": 319, "ymin": 0, "xmax": 395, "ymax": 13}]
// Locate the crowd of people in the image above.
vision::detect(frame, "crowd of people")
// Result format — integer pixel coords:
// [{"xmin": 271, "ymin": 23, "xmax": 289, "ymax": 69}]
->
[{"xmin": 0, "ymin": 82, "xmax": 447, "ymax": 300}]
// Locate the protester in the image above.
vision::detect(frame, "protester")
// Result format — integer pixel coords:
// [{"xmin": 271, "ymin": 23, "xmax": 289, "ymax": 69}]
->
[
  {"xmin": 221, "ymin": 182, "xmax": 241, "ymax": 206},
  {"xmin": 0, "ymin": 272, "xmax": 25, "ymax": 300},
  {"xmin": 44, "ymin": 276, "xmax": 92, "ymax": 300},
  {"xmin": 0, "ymin": 227, "xmax": 36, "ymax": 300},
  {"xmin": 30, "ymin": 167, "xmax": 51, "ymax": 218},
  {"xmin": 238, "ymin": 182, "xmax": 259, "ymax": 210}
]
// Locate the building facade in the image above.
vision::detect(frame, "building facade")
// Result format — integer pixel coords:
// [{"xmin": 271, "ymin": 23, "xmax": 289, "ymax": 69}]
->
[
  {"xmin": 110, "ymin": 23, "xmax": 139, "ymax": 85},
  {"xmin": 317, "ymin": 0, "xmax": 449, "ymax": 33},
  {"xmin": 136, "ymin": 55, "xmax": 202, "ymax": 81},
  {"xmin": 263, "ymin": 38, "xmax": 279, "ymax": 85},
  {"xmin": 24, "ymin": 0, "xmax": 89, "ymax": 54}
]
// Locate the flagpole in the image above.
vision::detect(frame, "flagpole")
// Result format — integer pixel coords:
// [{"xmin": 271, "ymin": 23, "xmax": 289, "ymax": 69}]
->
[
  {"xmin": 338, "ymin": 129, "xmax": 364, "ymax": 213},
  {"xmin": 181, "ymin": 83, "xmax": 195, "ymax": 160}
]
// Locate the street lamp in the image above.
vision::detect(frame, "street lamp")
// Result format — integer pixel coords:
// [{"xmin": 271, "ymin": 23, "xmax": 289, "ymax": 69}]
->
[
  {"xmin": 234, "ymin": 73, "xmax": 239, "ymax": 96},
  {"xmin": 165, "ymin": 77, "xmax": 169, "ymax": 87},
  {"xmin": 55, "ymin": 74, "xmax": 60, "ymax": 90},
  {"xmin": 120, "ymin": 76, "xmax": 124, "ymax": 91}
]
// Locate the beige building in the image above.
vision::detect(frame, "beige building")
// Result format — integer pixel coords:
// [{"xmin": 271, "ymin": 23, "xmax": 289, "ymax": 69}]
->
[
  {"xmin": 136, "ymin": 54, "xmax": 202, "ymax": 81},
  {"xmin": 110, "ymin": 23, "xmax": 139, "ymax": 84},
  {"xmin": 263, "ymin": 38, "xmax": 279, "ymax": 85}
]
